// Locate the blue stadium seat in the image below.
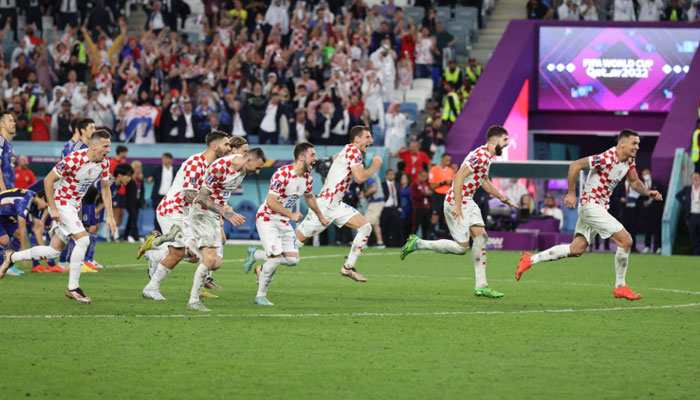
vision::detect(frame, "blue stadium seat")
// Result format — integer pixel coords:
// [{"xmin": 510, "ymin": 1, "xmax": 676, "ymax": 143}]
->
[
  {"xmin": 371, "ymin": 125, "xmax": 385, "ymax": 146},
  {"xmin": 228, "ymin": 199, "xmax": 258, "ymax": 239},
  {"xmin": 400, "ymin": 102, "xmax": 418, "ymax": 122}
]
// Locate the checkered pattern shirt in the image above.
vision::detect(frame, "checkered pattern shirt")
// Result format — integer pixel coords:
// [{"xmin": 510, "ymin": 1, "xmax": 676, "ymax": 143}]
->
[
  {"xmin": 290, "ymin": 25, "xmax": 307, "ymax": 52},
  {"xmin": 349, "ymin": 69, "xmax": 363, "ymax": 96},
  {"xmin": 256, "ymin": 164, "xmax": 313, "ymax": 225},
  {"xmin": 319, "ymin": 144, "xmax": 363, "ymax": 205},
  {"xmin": 446, "ymin": 145, "xmax": 492, "ymax": 206},
  {"xmin": 53, "ymin": 149, "xmax": 110, "ymax": 210},
  {"xmin": 157, "ymin": 152, "xmax": 209, "ymax": 217},
  {"xmin": 197, "ymin": 154, "xmax": 245, "ymax": 215},
  {"xmin": 581, "ymin": 147, "xmax": 635, "ymax": 210}
]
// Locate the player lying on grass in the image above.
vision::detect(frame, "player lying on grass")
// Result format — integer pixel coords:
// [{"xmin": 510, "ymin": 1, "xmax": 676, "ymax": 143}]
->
[
  {"xmin": 516, "ymin": 129, "xmax": 663, "ymax": 300},
  {"xmin": 186, "ymin": 148, "xmax": 266, "ymax": 312},
  {"xmin": 244, "ymin": 142, "xmax": 329, "ymax": 306},
  {"xmin": 401, "ymin": 125, "xmax": 516, "ymax": 298},
  {"xmin": 1, "ymin": 130, "xmax": 121, "ymax": 304},
  {"xmin": 248, "ymin": 125, "xmax": 381, "ymax": 283},
  {"xmin": 0, "ymin": 188, "xmax": 48, "ymax": 273}
]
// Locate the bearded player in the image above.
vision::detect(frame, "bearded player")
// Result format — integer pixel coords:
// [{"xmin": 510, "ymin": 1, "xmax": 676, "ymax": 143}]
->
[
  {"xmin": 244, "ymin": 142, "xmax": 330, "ymax": 306},
  {"xmin": 400, "ymin": 125, "xmax": 516, "ymax": 298},
  {"xmin": 1, "ymin": 130, "xmax": 117, "ymax": 304},
  {"xmin": 516, "ymin": 129, "xmax": 662, "ymax": 300}
]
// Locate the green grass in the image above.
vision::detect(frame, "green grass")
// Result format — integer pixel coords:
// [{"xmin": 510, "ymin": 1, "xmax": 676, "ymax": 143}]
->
[{"xmin": 1, "ymin": 243, "xmax": 699, "ymax": 399}]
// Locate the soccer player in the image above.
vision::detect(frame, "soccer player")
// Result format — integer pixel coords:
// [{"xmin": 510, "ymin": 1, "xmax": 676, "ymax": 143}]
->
[
  {"xmin": 516, "ymin": 129, "xmax": 662, "ymax": 300},
  {"xmin": 400, "ymin": 125, "xmax": 516, "ymax": 298},
  {"xmin": 139, "ymin": 131, "xmax": 232, "ymax": 301},
  {"xmin": 245, "ymin": 142, "xmax": 329, "ymax": 306},
  {"xmin": 0, "ymin": 188, "xmax": 49, "ymax": 272},
  {"xmin": 0, "ymin": 111, "xmax": 17, "ymax": 192},
  {"xmin": 186, "ymin": 148, "xmax": 266, "ymax": 311},
  {"xmin": 280, "ymin": 125, "xmax": 382, "ymax": 282},
  {"xmin": 1, "ymin": 130, "xmax": 118, "ymax": 304}
]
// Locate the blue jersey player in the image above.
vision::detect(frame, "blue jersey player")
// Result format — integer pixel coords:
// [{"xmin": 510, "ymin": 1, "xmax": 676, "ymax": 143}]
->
[
  {"xmin": 0, "ymin": 188, "xmax": 49, "ymax": 275},
  {"xmin": 0, "ymin": 111, "xmax": 17, "ymax": 192}
]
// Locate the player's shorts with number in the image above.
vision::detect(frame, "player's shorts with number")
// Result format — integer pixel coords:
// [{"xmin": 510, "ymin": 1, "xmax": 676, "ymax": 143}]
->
[
  {"xmin": 190, "ymin": 209, "xmax": 222, "ymax": 249},
  {"xmin": 51, "ymin": 205, "xmax": 86, "ymax": 243},
  {"xmin": 444, "ymin": 199, "xmax": 485, "ymax": 243},
  {"xmin": 157, "ymin": 212, "xmax": 194, "ymax": 248},
  {"xmin": 257, "ymin": 219, "xmax": 297, "ymax": 256},
  {"xmin": 297, "ymin": 198, "xmax": 359, "ymax": 238},
  {"xmin": 574, "ymin": 202, "xmax": 624, "ymax": 244}
]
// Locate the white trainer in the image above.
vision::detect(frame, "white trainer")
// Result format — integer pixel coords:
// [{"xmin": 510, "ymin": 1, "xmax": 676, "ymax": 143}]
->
[
  {"xmin": 186, "ymin": 301, "xmax": 210, "ymax": 312},
  {"xmin": 142, "ymin": 288, "xmax": 166, "ymax": 301}
]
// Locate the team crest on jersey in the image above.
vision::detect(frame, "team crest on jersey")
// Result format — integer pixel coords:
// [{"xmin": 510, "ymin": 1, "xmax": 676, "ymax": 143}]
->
[
  {"xmin": 469, "ymin": 156, "xmax": 479, "ymax": 167},
  {"xmin": 56, "ymin": 161, "xmax": 67, "ymax": 173},
  {"xmin": 190, "ymin": 177, "xmax": 198, "ymax": 186},
  {"xmin": 206, "ymin": 175, "xmax": 215, "ymax": 186},
  {"xmin": 593, "ymin": 156, "xmax": 601, "ymax": 166},
  {"xmin": 272, "ymin": 180, "xmax": 282, "ymax": 192}
]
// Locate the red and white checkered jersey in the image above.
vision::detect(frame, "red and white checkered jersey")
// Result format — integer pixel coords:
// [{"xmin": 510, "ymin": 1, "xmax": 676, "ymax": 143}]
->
[
  {"xmin": 290, "ymin": 25, "xmax": 307, "ymax": 52},
  {"xmin": 319, "ymin": 144, "xmax": 363, "ymax": 205},
  {"xmin": 581, "ymin": 147, "xmax": 636, "ymax": 210},
  {"xmin": 445, "ymin": 145, "xmax": 492, "ymax": 206},
  {"xmin": 197, "ymin": 154, "xmax": 245, "ymax": 215},
  {"xmin": 256, "ymin": 164, "xmax": 313, "ymax": 224},
  {"xmin": 157, "ymin": 152, "xmax": 210, "ymax": 217},
  {"xmin": 349, "ymin": 69, "xmax": 363, "ymax": 96},
  {"xmin": 52, "ymin": 149, "xmax": 110, "ymax": 210}
]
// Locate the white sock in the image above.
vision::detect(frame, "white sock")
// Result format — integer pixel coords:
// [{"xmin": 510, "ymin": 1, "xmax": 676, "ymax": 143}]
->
[
  {"xmin": 472, "ymin": 234, "xmax": 488, "ymax": 288},
  {"xmin": 344, "ymin": 223, "xmax": 372, "ymax": 269},
  {"xmin": 256, "ymin": 258, "xmax": 281, "ymax": 298},
  {"xmin": 531, "ymin": 244, "xmax": 571, "ymax": 265},
  {"xmin": 145, "ymin": 263, "xmax": 171, "ymax": 290},
  {"xmin": 68, "ymin": 236, "xmax": 90, "ymax": 290},
  {"xmin": 415, "ymin": 239, "xmax": 468, "ymax": 255},
  {"xmin": 189, "ymin": 264, "xmax": 209, "ymax": 304},
  {"xmin": 614, "ymin": 247, "xmax": 630, "ymax": 288},
  {"xmin": 150, "ymin": 247, "xmax": 169, "ymax": 265},
  {"xmin": 207, "ymin": 269, "xmax": 213, "ymax": 279},
  {"xmin": 11, "ymin": 246, "xmax": 61, "ymax": 262},
  {"xmin": 280, "ymin": 256, "xmax": 299, "ymax": 266},
  {"xmin": 185, "ymin": 238, "xmax": 203, "ymax": 263},
  {"xmin": 253, "ymin": 249, "xmax": 267, "ymax": 261}
]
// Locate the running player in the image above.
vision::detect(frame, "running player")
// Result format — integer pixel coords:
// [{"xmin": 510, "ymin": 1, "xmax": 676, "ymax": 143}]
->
[
  {"xmin": 0, "ymin": 188, "xmax": 49, "ymax": 272},
  {"xmin": 281, "ymin": 125, "xmax": 382, "ymax": 282},
  {"xmin": 400, "ymin": 125, "xmax": 516, "ymax": 298},
  {"xmin": 245, "ymin": 142, "xmax": 329, "ymax": 306},
  {"xmin": 186, "ymin": 148, "xmax": 266, "ymax": 311},
  {"xmin": 1, "ymin": 130, "xmax": 118, "ymax": 304},
  {"xmin": 138, "ymin": 131, "xmax": 232, "ymax": 301},
  {"xmin": 516, "ymin": 129, "xmax": 662, "ymax": 300}
]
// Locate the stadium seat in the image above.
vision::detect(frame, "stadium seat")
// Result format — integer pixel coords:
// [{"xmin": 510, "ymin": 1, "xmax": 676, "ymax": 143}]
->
[
  {"xmin": 400, "ymin": 102, "xmax": 418, "ymax": 122},
  {"xmin": 228, "ymin": 200, "xmax": 258, "ymax": 239},
  {"xmin": 404, "ymin": 7, "xmax": 424, "ymax": 25},
  {"xmin": 392, "ymin": 90, "xmax": 405, "ymax": 103},
  {"xmin": 405, "ymin": 91, "xmax": 426, "ymax": 112},
  {"xmin": 436, "ymin": 6, "xmax": 452, "ymax": 20},
  {"xmin": 371, "ymin": 125, "xmax": 385, "ymax": 146},
  {"xmin": 383, "ymin": 102, "xmax": 391, "ymax": 112}
]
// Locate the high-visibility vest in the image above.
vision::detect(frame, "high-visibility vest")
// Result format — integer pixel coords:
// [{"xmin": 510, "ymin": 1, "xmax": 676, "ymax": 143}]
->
[
  {"xmin": 444, "ymin": 68, "xmax": 460, "ymax": 85},
  {"xmin": 442, "ymin": 91, "xmax": 460, "ymax": 123},
  {"xmin": 460, "ymin": 87, "xmax": 469, "ymax": 108},
  {"xmin": 466, "ymin": 66, "xmax": 481, "ymax": 84},
  {"xmin": 692, "ymin": 129, "xmax": 699, "ymax": 163}
]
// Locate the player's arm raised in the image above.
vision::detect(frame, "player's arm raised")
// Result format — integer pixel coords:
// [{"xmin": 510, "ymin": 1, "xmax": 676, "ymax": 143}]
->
[
  {"xmin": 482, "ymin": 178, "xmax": 517, "ymax": 209},
  {"xmin": 195, "ymin": 187, "xmax": 246, "ymax": 226},
  {"xmin": 266, "ymin": 193, "xmax": 302, "ymax": 222},
  {"xmin": 564, "ymin": 157, "xmax": 590, "ymax": 208},
  {"xmin": 451, "ymin": 163, "xmax": 471, "ymax": 221},
  {"xmin": 100, "ymin": 178, "xmax": 117, "ymax": 237},
  {"xmin": 627, "ymin": 169, "xmax": 663, "ymax": 201},
  {"xmin": 43, "ymin": 170, "xmax": 61, "ymax": 223},
  {"xmin": 350, "ymin": 155, "xmax": 382, "ymax": 184},
  {"xmin": 304, "ymin": 193, "xmax": 330, "ymax": 226}
]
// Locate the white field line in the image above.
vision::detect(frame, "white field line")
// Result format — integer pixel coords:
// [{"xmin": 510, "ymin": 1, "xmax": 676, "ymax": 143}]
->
[
  {"xmin": 1, "ymin": 302, "xmax": 699, "ymax": 319},
  {"xmin": 105, "ymin": 252, "xmax": 700, "ymax": 296}
]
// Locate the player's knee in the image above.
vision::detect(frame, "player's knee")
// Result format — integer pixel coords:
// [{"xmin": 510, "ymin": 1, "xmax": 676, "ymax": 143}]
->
[
  {"xmin": 211, "ymin": 257, "xmax": 223, "ymax": 270},
  {"xmin": 202, "ymin": 253, "xmax": 217, "ymax": 268},
  {"xmin": 46, "ymin": 246, "xmax": 62, "ymax": 259},
  {"xmin": 281, "ymin": 256, "xmax": 299, "ymax": 266},
  {"xmin": 619, "ymin": 235, "xmax": 633, "ymax": 251},
  {"xmin": 74, "ymin": 235, "xmax": 90, "ymax": 249}
]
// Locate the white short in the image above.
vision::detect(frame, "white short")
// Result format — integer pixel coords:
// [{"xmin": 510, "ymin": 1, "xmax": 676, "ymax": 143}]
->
[
  {"xmin": 444, "ymin": 199, "xmax": 485, "ymax": 244},
  {"xmin": 51, "ymin": 205, "xmax": 86, "ymax": 244},
  {"xmin": 156, "ymin": 212, "xmax": 193, "ymax": 248},
  {"xmin": 190, "ymin": 209, "xmax": 222, "ymax": 249},
  {"xmin": 365, "ymin": 201, "xmax": 384, "ymax": 225},
  {"xmin": 574, "ymin": 202, "xmax": 624, "ymax": 244},
  {"xmin": 297, "ymin": 198, "xmax": 359, "ymax": 238},
  {"xmin": 257, "ymin": 219, "xmax": 298, "ymax": 256}
]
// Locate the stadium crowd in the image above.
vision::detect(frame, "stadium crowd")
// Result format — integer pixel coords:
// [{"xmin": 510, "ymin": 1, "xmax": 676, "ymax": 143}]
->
[{"xmin": 527, "ymin": 0, "xmax": 700, "ymax": 21}]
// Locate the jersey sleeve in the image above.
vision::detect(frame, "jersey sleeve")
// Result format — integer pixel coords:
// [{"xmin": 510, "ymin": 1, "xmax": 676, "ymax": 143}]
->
[
  {"xmin": 304, "ymin": 173, "xmax": 314, "ymax": 194},
  {"xmin": 626, "ymin": 157, "xmax": 637, "ymax": 176},
  {"xmin": 346, "ymin": 146, "xmax": 363, "ymax": 168},
  {"xmin": 53, "ymin": 154, "xmax": 77, "ymax": 177},
  {"xmin": 589, "ymin": 152, "xmax": 612, "ymax": 170},
  {"xmin": 101, "ymin": 158, "xmax": 110, "ymax": 181},
  {"xmin": 181, "ymin": 159, "xmax": 204, "ymax": 191},
  {"xmin": 15, "ymin": 191, "xmax": 33, "ymax": 219},
  {"xmin": 268, "ymin": 169, "xmax": 288, "ymax": 198}
]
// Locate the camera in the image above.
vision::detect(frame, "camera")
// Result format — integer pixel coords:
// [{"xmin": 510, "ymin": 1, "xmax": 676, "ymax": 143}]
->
[{"xmin": 314, "ymin": 157, "xmax": 333, "ymax": 181}]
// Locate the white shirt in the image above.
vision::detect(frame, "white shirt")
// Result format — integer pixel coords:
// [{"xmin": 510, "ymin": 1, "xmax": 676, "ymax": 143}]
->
[
  {"xmin": 0, "ymin": 0, "xmax": 16, "ymax": 8},
  {"xmin": 158, "ymin": 165, "xmax": 173, "ymax": 196},
  {"xmin": 232, "ymin": 112, "xmax": 246, "ymax": 136},
  {"xmin": 60, "ymin": 0, "xmax": 77, "ymax": 13},
  {"xmin": 541, "ymin": 206, "xmax": 564, "ymax": 230},
  {"xmin": 558, "ymin": 3, "xmax": 581, "ymax": 20},
  {"xmin": 184, "ymin": 112, "xmax": 195, "ymax": 139},
  {"xmin": 296, "ymin": 121, "xmax": 308, "ymax": 143},
  {"xmin": 581, "ymin": 3, "xmax": 600, "ymax": 20},
  {"xmin": 321, "ymin": 113, "xmax": 331, "ymax": 139},
  {"xmin": 331, "ymin": 110, "xmax": 350, "ymax": 135},
  {"xmin": 260, "ymin": 103, "xmax": 278, "ymax": 133},
  {"xmin": 384, "ymin": 180, "xmax": 398, "ymax": 207},
  {"xmin": 150, "ymin": 11, "xmax": 165, "ymax": 30},
  {"xmin": 613, "ymin": 0, "xmax": 636, "ymax": 21},
  {"xmin": 691, "ymin": 185, "xmax": 700, "ymax": 214},
  {"xmin": 638, "ymin": 0, "xmax": 663, "ymax": 21}
]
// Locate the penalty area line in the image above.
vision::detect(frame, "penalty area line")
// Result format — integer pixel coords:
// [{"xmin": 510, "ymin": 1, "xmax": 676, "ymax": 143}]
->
[{"xmin": 1, "ymin": 302, "xmax": 699, "ymax": 319}]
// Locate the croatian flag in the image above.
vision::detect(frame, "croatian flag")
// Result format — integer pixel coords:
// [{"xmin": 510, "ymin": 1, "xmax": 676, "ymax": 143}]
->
[{"xmin": 125, "ymin": 106, "xmax": 160, "ymax": 144}]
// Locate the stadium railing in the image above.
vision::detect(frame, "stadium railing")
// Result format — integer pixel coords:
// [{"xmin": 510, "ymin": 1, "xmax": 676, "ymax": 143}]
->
[{"xmin": 661, "ymin": 148, "xmax": 692, "ymax": 256}]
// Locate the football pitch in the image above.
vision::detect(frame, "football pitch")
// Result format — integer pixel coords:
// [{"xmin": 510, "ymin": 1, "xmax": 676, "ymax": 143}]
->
[{"xmin": 1, "ymin": 243, "xmax": 699, "ymax": 399}]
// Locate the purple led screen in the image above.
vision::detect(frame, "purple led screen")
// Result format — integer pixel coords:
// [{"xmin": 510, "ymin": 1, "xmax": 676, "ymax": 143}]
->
[{"xmin": 538, "ymin": 26, "xmax": 700, "ymax": 112}]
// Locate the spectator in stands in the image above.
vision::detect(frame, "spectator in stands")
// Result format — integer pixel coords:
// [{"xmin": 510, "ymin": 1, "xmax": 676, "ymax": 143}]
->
[
  {"xmin": 381, "ymin": 169, "xmax": 401, "ymax": 247},
  {"xmin": 362, "ymin": 66, "xmax": 385, "ymax": 130},
  {"xmin": 414, "ymin": 26, "xmax": 436, "ymax": 79},
  {"xmin": 541, "ymin": 195, "xmax": 564, "ymax": 231},
  {"xmin": 435, "ymin": 22, "xmax": 457, "ymax": 65},
  {"xmin": 0, "ymin": 1, "xmax": 16, "ymax": 41},
  {"xmin": 688, "ymin": 2, "xmax": 700, "ymax": 22},
  {"xmin": 31, "ymin": 106, "xmax": 50, "ymax": 141},
  {"xmin": 444, "ymin": 59, "xmax": 463, "ymax": 91},
  {"xmin": 581, "ymin": 0, "xmax": 602, "ymax": 20},
  {"xmin": 14, "ymin": 114, "xmax": 30, "ymax": 140},
  {"xmin": 638, "ymin": 0, "xmax": 664, "ymax": 21},
  {"xmin": 124, "ymin": 160, "xmax": 144, "ymax": 243},
  {"xmin": 385, "ymin": 103, "xmax": 410, "ymax": 164},
  {"xmin": 638, "ymin": 168, "xmax": 663, "ymax": 254},
  {"xmin": 149, "ymin": 152, "xmax": 176, "ymax": 233},
  {"xmin": 664, "ymin": 0, "xmax": 686, "ymax": 20},
  {"xmin": 396, "ymin": 140, "xmax": 432, "ymax": 184},
  {"xmin": 411, "ymin": 169, "xmax": 432, "ymax": 237},
  {"xmin": 14, "ymin": 156, "xmax": 35, "ymax": 189},
  {"xmin": 693, "ymin": 118, "xmax": 700, "ymax": 173},
  {"xmin": 57, "ymin": 2, "xmax": 80, "ymax": 30},
  {"xmin": 397, "ymin": 56, "xmax": 413, "ymax": 97},
  {"xmin": 527, "ymin": 0, "xmax": 553, "ymax": 19},
  {"xmin": 558, "ymin": 0, "xmax": 581, "ymax": 20},
  {"xmin": 504, "ymin": 178, "xmax": 529, "ymax": 206},
  {"xmin": 417, "ymin": 115, "xmax": 446, "ymax": 158},
  {"xmin": 370, "ymin": 40, "xmax": 397, "ymax": 103},
  {"xmin": 519, "ymin": 193, "xmax": 534, "ymax": 221},
  {"xmin": 398, "ymin": 173, "xmax": 413, "ymax": 244},
  {"xmin": 442, "ymin": 82, "xmax": 461, "ymax": 131},
  {"xmin": 613, "ymin": 0, "xmax": 637, "ymax": 20},
  {"xmin": 110, "ymin": 145, "xmax": 128, "ymax": 240},
  {"xmin": 362, "ymin": 171, "xmax": 386, "ymax": 248},
  {"xmin": 675, "ymin": 172, "xmax": 700, "ymax": 255},
  {"xmin": 255, "ymin": 91, "xmax": 288, "ymax": 145}
]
